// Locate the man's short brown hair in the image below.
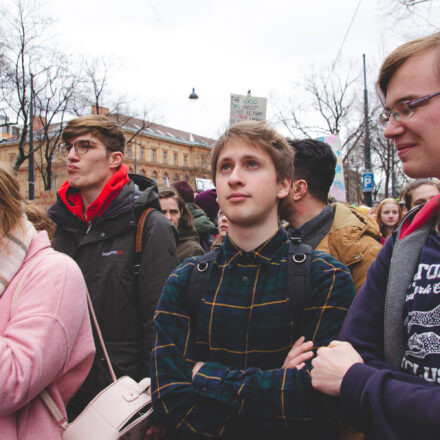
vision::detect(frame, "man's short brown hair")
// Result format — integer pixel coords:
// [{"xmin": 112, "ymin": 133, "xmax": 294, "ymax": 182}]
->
[
  {"xmin": 211, "ymin": 121, "xmax": 294, "ymax": 185},
  {"xmin": 377, "ymin": 31, "xmax": 440, "ymax": 97},
  {"xmin": 62, "ymin": 115, "xmax": 126, "ymax": 154}
]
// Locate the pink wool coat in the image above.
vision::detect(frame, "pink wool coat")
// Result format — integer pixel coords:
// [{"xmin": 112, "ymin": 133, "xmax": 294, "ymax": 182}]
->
[{"xmin": 0, "ymin": 231, "xmax": 95, "ymax": 440}]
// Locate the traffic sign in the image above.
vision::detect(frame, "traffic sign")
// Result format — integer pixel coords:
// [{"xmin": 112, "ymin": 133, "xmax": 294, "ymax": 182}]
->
[{"xmin": 362, "ymin": 172, "xmax": 375, "ymax": 192}]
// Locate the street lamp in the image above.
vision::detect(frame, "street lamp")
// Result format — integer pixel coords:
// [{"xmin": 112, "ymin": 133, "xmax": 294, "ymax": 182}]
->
[{"xmin": 189, "ymin": 88, "xmax": 198, "ymax": 100}]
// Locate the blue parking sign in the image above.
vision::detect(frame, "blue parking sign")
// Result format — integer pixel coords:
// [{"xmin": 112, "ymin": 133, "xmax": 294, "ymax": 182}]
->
[{"xmin": 362, "ymin": 172, "xmax": 374, "ymax": 192}]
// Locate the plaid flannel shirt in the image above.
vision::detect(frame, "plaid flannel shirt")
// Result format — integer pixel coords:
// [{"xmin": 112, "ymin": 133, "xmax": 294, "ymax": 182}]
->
[{"xmin": 152, "ymin": 228, "xmax": 355, "ymax": 439}]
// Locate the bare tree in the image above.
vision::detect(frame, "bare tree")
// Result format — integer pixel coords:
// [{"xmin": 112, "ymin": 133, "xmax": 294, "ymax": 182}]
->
[
  {"xmin": 276, "ymin": 61, "xmax": 363, "ymax": 149},
  {"xmin": 0, "ymin": 0, "xmax": 78, "ymax": 184},
  {"xmin": 379, "ymin": 0, "xmax": 439, "ymax": 34}
]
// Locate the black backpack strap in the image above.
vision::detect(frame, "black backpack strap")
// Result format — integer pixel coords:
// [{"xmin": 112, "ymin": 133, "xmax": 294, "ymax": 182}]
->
[
  {"xmin": 287, "ymin": 236, "xmax": 312, "ymax": 338},
  {"xmin": 187, "ymin": 250, "xmax": 219, "ymax": 332},
  {"xmin": 133, "ymin": 207, "xmax": 155, "ymax": 276}
]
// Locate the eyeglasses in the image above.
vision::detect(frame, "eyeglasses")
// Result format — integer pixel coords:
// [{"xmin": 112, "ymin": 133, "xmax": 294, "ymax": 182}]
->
[
  {"xmin": 379, "ymin": 90, "xmax": 440, "ymax": 127},
  {"xmin": 59, "ymin": 140, "xmax": 96, "ymax": 156}
]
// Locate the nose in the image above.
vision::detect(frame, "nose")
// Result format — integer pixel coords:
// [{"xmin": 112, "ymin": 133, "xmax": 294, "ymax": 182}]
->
[
  {"xmin": 164, "ymin": 212, "xmax": 172, "ymax": 221},
  {"xmin": 228, "ymin": 165, "xmax": 244, "ymax": 186},
  {"xmin": 383, "ymin": 115, "xmax": 405, "ymax": 139},
  {"xmin": 67, "ymin": 146, "xmax": 80, "ymax": 161}
]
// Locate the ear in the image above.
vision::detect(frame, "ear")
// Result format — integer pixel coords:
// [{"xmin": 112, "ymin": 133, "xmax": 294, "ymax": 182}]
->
[
  {"xmin": 276, "ymin": 177, "xmax": 291, "ymax": 200},
  {"xmin": 109, "ymin": 151, "xmax": 124, "ymax": 170},
  {"xmin": 291, "ymin": 179, "xmax": 308, "ymax": 201}
]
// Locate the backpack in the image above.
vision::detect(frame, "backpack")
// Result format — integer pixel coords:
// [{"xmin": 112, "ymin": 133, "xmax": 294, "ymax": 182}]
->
[
  {"xmin": 133, "ymin": 207, "xmax": 156, "ymax": 276},
  {"xmin": 186, "ymin": 236, "xmax": 312, "ymax": 336}
]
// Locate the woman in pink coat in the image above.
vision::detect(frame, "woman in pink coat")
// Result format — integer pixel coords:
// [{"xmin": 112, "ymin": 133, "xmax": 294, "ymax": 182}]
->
[{"xmin": 0, "ymin": 166, "xmax": 95, "ymax": 440}]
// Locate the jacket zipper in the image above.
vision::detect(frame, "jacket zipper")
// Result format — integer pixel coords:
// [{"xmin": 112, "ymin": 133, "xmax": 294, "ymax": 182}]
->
[{"xmin": 85, "ymin": 221, "xmax": 92, "ymax": 235}]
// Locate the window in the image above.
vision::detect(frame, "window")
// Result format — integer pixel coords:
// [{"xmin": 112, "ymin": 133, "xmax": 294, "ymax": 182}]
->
[
  {"xmin": 9, "ymin": 153, "xmax": 15, "ymax": 169},
  {"xmin": 163, "ymin": 173, "xmax": 169, "ymax": 185},
  {"xmin": 127, "ymin": 144, "xmax": 132, "ymax": 158},
  {"xmin": 173, "ymin": 173, "xmax": 179, "ymax": 183},
  {"xmin": 140, "ymin": 169, "xmax": 146, "ymax": 176},
  {"xmin": 152, "ymin": 150, "xmax": 156, "ymax": 162},
  {"xmin": 173, "ymin": 153, "xmax": 178, "ymax": 165},
  {"xmin": 50, "ymin": 173, "xmax": 57, "ymax": 190},
  {"xmin": 184, "ymin": 155, "xmax": 188, "ymax": 167},
  {"xmin": 163, "ymin": 151, "xmax": 167, "ymax": 164},
  {"xmin": 202, "ymin": 157, "xmax": 207, "ymax": 169},
  {"xmin": 152, "ymin": 171, "xmax": 158, "ymax": 182},
  {"xmin": 140, "ymin": 148, "xmax": 145, "ymax": 160}
]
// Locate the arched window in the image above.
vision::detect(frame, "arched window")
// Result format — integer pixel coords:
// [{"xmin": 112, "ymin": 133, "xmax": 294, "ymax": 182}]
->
[
  {"xmin": 173, "ymin": 173, "xmax": 179, "ymax": 183},
  {"xmin": 184, "ymin": 174, "xmax": 189, "ymax": 182},
  {"xmin": 140, "ymin": 169, "xmax": 146, "ymax": 176},
  {"xmin": 201, "ymin": 157, "xmax": 207, "ymax": 169},
  {"xmin": 152, "ymin": 171, "xmax": 158, "ymax": 182},
  {"xmin": 163, "ymin": 173, "xmax": 169, "ymax": 185}
]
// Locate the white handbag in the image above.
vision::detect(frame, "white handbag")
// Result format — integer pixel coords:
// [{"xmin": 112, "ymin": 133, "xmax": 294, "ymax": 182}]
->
[{"xmin": 38, "ymin": 288, "xmax": 154, "ymax": 439}]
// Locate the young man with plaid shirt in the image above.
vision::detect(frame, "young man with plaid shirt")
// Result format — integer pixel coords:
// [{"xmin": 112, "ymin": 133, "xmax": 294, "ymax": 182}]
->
[{"xmin": 151, "ymin": 121, "xmax": 355, "ymax": 439}]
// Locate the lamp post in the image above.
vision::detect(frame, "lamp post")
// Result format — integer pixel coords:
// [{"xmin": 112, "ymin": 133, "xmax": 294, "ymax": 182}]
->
[
  {"xmin": 28, "ymin": 73, "xmax": 35, "ymax": 200},
  {"xmin": 362, "ymin": 54, "xmax": 372, "ymax": 207}
]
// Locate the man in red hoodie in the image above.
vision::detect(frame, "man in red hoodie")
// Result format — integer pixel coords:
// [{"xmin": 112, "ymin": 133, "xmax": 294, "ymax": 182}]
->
[
  {"xmin": 48, "ymin": 115, "xmax": 179, "ymax": 420},
  {"xmin": 309, "ymin": 32, "xmax": 440, "ymax": 440}
]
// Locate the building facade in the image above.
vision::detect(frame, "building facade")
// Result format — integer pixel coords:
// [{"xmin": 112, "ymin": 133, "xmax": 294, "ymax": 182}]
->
[{"xmin": 0, "ymin": 111, "xmax": 214, "ymax": 209}]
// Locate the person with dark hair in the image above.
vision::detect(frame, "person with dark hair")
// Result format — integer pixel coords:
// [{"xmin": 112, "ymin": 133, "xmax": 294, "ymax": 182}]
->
[
  {"xmin": 159, "ymin": 187, "xmax": 204, "ymax": 262},
  {"xmin": 151, "ymin": 121, "xmax": 355, "ymax": 439},
  {"xmin": 194, "ymin": 189, "xmax": 219, "ymax": 224},
  {"xmin": 24, "ymin": 201, "xmax": 54, "ymax": 242},
  {"xmin": 285, "ymin": 138, "xmax": 381, "ymax": 292},
  {"xmin": 172, "ymin": 181, "xmax": 216, "ymax": 250},
  {"xmin": 311, "ymin": 31, "xmax": 440, "ymax": 439},
  {"xmin": 404, "ymin": 179, "xmax": 440, "ymax": 211},
  {"xmin": 47, "ymin": 115, "xmax": 179, "ymax": 419}
]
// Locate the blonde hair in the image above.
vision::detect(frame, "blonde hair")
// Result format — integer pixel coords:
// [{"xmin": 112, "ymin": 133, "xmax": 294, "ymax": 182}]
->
[
  {"xmin": 0, "ymin": 164, "xmax": 24, "ymax": 237},
  {"xmin": 211, "ymin": 121, "xmax": 294, "ymax": 185},
  {"xmin": 377, "ymin": 32, "xmax": 440, "ymax": 97}
]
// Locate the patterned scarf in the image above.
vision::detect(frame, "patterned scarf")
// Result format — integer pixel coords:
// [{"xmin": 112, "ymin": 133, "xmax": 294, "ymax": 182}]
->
[{"xmin": 0, "ymin": 215, "xmax": 38, "ymax": 297}]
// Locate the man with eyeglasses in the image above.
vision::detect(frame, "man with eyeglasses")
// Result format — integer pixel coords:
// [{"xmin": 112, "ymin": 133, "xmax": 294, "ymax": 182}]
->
[
  {"xmin": 307, "ymin": 32, "xmax": 440, "ymax": 440},
  {"xmin": 48, "ymin": 115, "xmax": 179, "ymax": 420}
]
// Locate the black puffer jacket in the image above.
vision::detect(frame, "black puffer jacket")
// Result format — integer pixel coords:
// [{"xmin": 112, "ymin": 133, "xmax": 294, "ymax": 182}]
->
[{"xmin": 48, "ymin": 174, "xmax": 179, "ymax": 418}]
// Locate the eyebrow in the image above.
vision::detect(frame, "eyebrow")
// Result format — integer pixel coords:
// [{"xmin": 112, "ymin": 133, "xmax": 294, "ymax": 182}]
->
[{"xmin": 385, "ymin": 94, "xmax": 421, "ymax": 110}]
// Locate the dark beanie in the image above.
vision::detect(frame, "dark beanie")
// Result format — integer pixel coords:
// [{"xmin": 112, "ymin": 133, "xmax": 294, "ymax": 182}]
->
[
  {"xmin": 195, "ymin": 189, "xmax": 219, "ymax": 223},
  {"xmin": 172, "ymin": 181, "xmax": 194, "ymax": 203}
]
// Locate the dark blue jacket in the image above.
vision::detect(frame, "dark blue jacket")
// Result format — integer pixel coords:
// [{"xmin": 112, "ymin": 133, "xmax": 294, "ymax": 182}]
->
[{"xmin": 338, "ymin": 197, "xmax": 440, "ymax": 439}]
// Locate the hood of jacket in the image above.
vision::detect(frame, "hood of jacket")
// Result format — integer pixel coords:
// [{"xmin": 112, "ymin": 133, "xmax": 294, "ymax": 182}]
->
[
  {"xmin": 399, "ymin": 193, "xmax": 440, "ymax": 239},
  {"xmin": 328, "ymin": 202, "xmax": 381, "ymax": 240},
  {"xmin": 48, "ymin": 172, "xmax": 162, "ymax": 226}
]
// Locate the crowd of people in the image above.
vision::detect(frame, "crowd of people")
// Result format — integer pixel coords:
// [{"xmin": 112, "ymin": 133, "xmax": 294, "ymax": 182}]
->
[{"xmin": 1, "ymin": 31, "xmax": 440, "ymax": 440}]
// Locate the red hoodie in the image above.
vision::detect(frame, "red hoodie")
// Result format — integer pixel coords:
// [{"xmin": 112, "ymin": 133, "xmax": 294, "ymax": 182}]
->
[
  {"xmin": 400, "ymin": 193, "xmax": 440, "ymax": 239},
  {"xmin": 57, "ymin": 164, "xmax": 129, "ymax": 223}
]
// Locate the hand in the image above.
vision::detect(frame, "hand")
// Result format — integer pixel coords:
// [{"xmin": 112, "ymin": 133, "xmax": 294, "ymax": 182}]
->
[
  {"xmin": 192, "ymin": 361, "xmax": 204, "ymax": 379},
  {"xmin": 311, "ymin": 340, "xmax": 363, "ymax": 396},
  {"xmin": 144, "ymin": 425, "xmax": 166, "ymax": 440},
  {"xmin": 282, "ymin": 336, "xmax": 314, "ymax": 370}
]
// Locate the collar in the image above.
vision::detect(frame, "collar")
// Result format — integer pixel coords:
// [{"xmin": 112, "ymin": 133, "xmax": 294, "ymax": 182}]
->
[
  {"xmin": 58, "ymin": 164, "xmax": 129, "ymax": 223},
  {"xmin": 290, "ymin": 204, "xmax": 334, "ymax": 249},
  {"xmin": 400, "ymin": 193, "xmax": 440, "ymax": 239},
  {"xmin": 221, "ymin": 227, "xmax": 289, "ymax": 266}
]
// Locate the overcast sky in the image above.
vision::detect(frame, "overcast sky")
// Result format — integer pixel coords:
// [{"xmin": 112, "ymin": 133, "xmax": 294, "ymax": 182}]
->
[{"xmin": 38, "ymin": 0, "xmax": 439, "ymax": 139}]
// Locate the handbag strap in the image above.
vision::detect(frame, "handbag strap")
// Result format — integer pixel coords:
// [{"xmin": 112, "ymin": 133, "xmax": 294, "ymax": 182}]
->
[
  {"xmin": 40, "ymin": 389, "xmax": 69, "ymax": 429},
  {"xmin": 85, "ymin": 289, "xmax": 117, "ymax": 382}
]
